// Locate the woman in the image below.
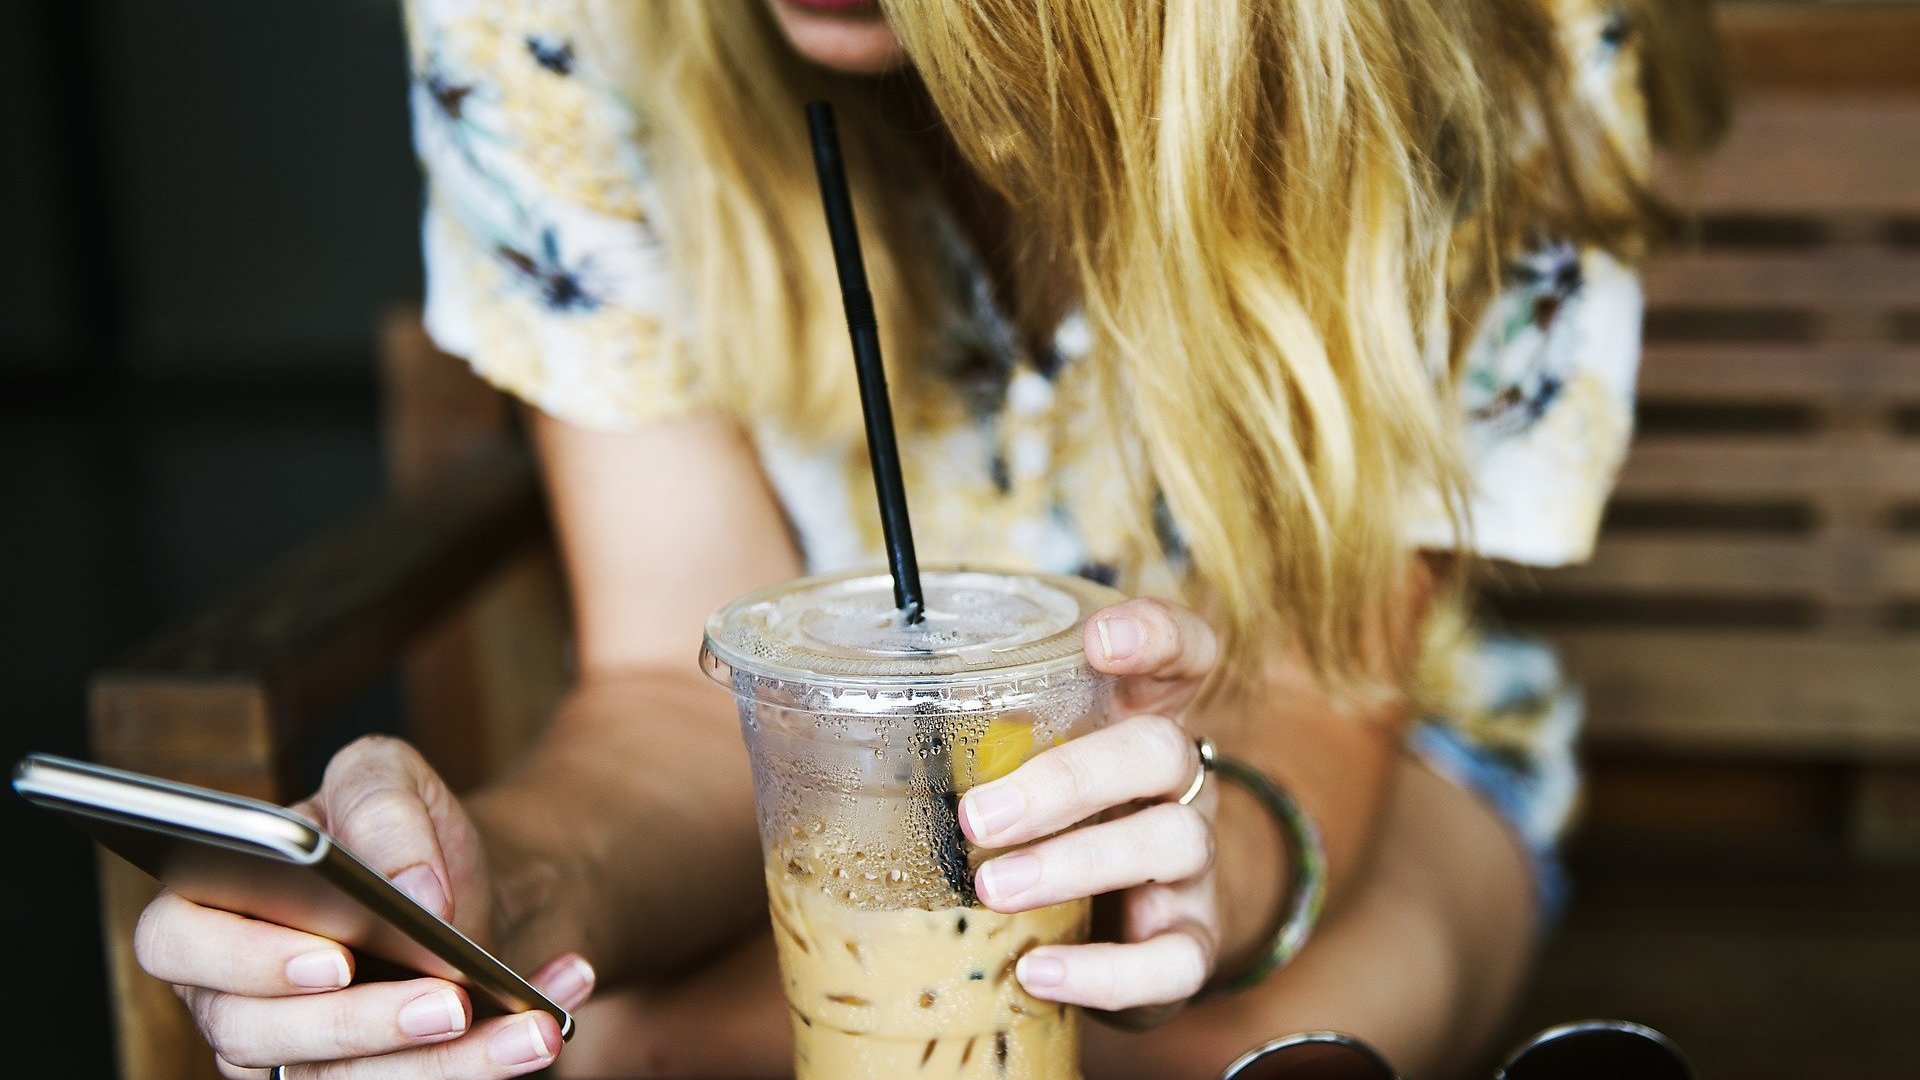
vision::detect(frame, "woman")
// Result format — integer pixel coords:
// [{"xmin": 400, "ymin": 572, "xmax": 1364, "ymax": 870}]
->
[{"xmin": 133, "ymin": 1, "xmax": 1723, "ymax": 1077}]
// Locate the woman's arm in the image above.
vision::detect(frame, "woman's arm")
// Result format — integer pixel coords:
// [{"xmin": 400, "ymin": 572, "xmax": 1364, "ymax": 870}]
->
[
  {"xmin": 1200, "ymin": 557, "xmax": 1434, "ymax": 969},
  {"xmin": 471, "ymin": 408, "xmax": 803, "ymax": 983}
]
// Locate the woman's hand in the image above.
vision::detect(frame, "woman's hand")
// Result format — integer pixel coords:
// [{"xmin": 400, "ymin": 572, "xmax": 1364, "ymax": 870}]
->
[
  {"xmin": 131, "ymin": 736, "xmax": 596, "ymax": 1078},
  {"xmin": 959, "ymin": 597, "xmax": 1222, "ymax": 1018}
]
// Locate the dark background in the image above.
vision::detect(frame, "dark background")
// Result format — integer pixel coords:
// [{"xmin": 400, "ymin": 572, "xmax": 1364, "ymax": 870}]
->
[{"xmin": 2, "ymin": 3, "xmax": 420, "ymax": 1071}]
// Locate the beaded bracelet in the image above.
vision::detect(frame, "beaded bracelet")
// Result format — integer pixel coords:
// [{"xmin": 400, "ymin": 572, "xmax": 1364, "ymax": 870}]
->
[{"xmin": 1196, "ymin": 752, "xmax": 1328, "ymax": 1000}]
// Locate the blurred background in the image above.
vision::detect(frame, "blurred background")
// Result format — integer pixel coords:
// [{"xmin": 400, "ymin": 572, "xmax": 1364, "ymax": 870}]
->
[
  {"xmin": 1, "ymin": 2, "xmax": 417, "ymax": 1074},
  {"xmin": 2, "ymin": 2, "xmax": 1916, "ymax": 1077}
]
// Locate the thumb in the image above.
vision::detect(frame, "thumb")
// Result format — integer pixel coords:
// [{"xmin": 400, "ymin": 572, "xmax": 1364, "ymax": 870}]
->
[
  {"xmin": 314, "ymin": 736, "xmax": 459, "ymax": 921},
  {"xmin": 1085, "ymin": 598, "xmax": 1220, "ymax": 718}
]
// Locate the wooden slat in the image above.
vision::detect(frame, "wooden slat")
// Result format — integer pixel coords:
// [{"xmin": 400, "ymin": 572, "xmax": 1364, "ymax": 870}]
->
[
  {"xmin": 1529, "ymin": 536, "xmax": 1920, "ymax": 601},
  {"xmin": 1658, "ymin": 96, "xmax": 1920, "ymax": 214},
  {"xmin": 1851, "ymin": 766, "xmax": 1920, "ymax": 861},
  {"xmin": 1644, "ymin": 248, "xmax": 1920, "ymax": 310},
  {"xmin": 1550, "ymin": 630, "xmax": 1920, "ymax": 758},
  {"xmin": 1532, "ymin": 536, "xmax": 1830, "ymax": 596},
  {"xmin": 1879, "ymin": 527, "xmax": 1920, "ymax": 570},
  {"xmin": 1582, "ymin": 759, "xmax": 1844, "ymax": 838},
  {"xmin": 1720, "ymin": 4, "xmax": 1920, "ymax": 92},
  {"xmin": 89, "ymin": 680, "xmax": 279, "ymax": 793},
  {"xmin": 1613, "ymin": 435, "xmax": 1920, "ymax": 500},
  {"xmin": 1638, "ymin": 343, "xmax": 1920, "ymax": 404}
]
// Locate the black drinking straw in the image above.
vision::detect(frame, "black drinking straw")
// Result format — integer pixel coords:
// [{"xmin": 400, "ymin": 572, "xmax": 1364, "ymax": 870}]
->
[
  {"xmin": 805, "ymin": 100, "xmax": 926, "ymax": 623},
  {"xmin": 807, "ymin": 102, "xmax": 974, "ymax": 904}
]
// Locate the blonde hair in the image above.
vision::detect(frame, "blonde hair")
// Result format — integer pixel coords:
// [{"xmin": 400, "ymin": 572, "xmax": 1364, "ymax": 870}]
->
[{"xmin": 603, "ymin": 0, "xmax": 1723, "ymax": 690}]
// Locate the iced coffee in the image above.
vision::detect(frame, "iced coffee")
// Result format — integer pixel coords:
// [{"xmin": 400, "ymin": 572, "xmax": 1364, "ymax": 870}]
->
[{"xmin": 703, "ymin": 569, "xmax": 1119, "ymax": 1080}]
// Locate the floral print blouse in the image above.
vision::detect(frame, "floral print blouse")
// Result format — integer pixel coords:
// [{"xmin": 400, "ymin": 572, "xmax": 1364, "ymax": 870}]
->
[{"xmin": 403, "ymin": 0, "xmax": 1651, "ymax": 911}]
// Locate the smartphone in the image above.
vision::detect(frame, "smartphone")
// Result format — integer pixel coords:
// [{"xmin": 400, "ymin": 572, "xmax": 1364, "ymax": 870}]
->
[{"xmin": 13, "ymin": 753, "xmax": 572, "ymax": 1039}]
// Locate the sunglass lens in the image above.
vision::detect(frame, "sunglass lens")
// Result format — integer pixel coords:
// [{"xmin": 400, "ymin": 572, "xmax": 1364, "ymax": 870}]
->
[
  {"xmin": 1500, "ymin": 1022, "xmax": 1692, "ymax": 1080},
  {"xmin": 1221, "ymin": 1035, "xmax": 1398, "ymax": 1080}
]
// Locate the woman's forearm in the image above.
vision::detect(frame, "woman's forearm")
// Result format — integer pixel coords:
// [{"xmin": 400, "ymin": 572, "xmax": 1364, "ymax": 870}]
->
[
  {"xmin": 1206, "ymin": 671, "xmax": 1407, "ymax": 969},
  {"xmin": 468, "ymin": 666, "xmax": 766, "ymax": 985},
  {"xmin": 1211, "ymin": 557, "xmax": 1442, "ymax": 967}
]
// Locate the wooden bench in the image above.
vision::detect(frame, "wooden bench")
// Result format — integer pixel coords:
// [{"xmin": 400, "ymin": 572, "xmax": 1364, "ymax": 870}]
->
[{"xmin": 1500, "ymin": 3, "xmax": 1920, "ymax": 856}]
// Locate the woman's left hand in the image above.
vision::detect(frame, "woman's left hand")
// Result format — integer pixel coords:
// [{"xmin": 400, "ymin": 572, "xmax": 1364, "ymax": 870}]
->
[{"xmin": 959, "ymin": 597, "xmax": 1222, "ymax": 1017}]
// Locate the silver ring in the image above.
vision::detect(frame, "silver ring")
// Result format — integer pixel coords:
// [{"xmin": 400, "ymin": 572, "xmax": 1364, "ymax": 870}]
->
[
  {"xmin": 271, "ymin": 1068, "xmax": 289, "ymax": 1080},
  {"xmin": 1176, "ymin": 735, "xmax": 1216, "ymax": 805}
]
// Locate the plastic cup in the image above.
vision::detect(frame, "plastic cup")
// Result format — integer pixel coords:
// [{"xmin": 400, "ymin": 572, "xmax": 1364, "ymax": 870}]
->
[{"xmin": 703, "ymin": 567, "xmax": 1120, "ymax": 1080}]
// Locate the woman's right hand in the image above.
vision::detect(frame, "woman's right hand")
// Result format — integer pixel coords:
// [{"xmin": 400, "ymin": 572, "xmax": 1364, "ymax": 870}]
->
[{"xmin": 132, "ymin": 736, "xmax": 595, "ymax": 1079}]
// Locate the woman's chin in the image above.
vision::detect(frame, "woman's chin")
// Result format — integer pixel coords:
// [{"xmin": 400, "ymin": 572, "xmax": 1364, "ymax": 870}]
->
[{"xmin": 766, "ymin": 0, "xmax": 908, "ymax": 75}]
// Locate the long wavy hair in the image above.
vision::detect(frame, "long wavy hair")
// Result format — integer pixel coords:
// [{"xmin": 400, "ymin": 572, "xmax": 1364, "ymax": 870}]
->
[{"xmin": 600, "ymin": 0, "xmax": 1725, "ymax": 689}]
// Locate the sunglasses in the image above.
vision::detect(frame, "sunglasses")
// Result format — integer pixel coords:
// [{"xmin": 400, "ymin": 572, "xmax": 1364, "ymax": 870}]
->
[{"xmin": 1218, "ymin": 1020, "xmax": 1692, "ymax": 1080}]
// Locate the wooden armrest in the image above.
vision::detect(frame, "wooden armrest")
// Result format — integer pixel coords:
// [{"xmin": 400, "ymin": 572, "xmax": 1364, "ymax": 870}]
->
[{"xmin": 89, "ymin": 445, "xmax": 547, "ymax": 796}]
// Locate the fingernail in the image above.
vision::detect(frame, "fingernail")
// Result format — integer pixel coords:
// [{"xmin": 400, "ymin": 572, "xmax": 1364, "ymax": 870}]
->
[
  {"xmin": 489, "ymin": 1014, "xmax": 558, "ymax": 1067},
  {"xmin": 398, "ymin": 987, "xmax": 467, "ymax": 1038},
  {"xmin": 1096, "ymin": 616, "xmax": 1141, "ymax": 662},
  {"xmin": 1018, "ymin": 952, "xmax": 1067, "ymax": 990},
  {"xmin": 977, "ymin": 852, "xmax": 1041, "ymax": 902},
  {"xmin": 544, "ymin": 955, "xmax": 596, "ymax": 1011},
  {"xmin": 962, "ymin": 785, "xmax": 1025, "ymax": 840},
  {"xmin": 391, "ymin": 864, "xmax": 450, "ymax": 919},
  {"xmin": 285, "ymin": 949, "xmax": 351, "ymax": 989}
]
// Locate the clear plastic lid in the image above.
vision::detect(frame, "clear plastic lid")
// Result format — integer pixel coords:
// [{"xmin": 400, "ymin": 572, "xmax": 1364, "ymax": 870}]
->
[{"xmin": 702, "ymin": 567, "xmax": 1122, "ymax": 693}]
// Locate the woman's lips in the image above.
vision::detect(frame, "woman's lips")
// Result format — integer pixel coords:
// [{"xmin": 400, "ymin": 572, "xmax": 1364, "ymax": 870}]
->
[{"xmin": 780, "ymin": 0, "xmax": 879, "ymax": 12}]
